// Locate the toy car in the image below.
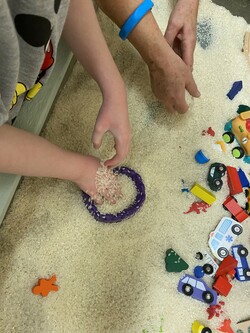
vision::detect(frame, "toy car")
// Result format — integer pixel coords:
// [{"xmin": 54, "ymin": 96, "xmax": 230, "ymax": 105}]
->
[
  {"xmin": 215, "ymin": 255, "xmax": 237, "ymax": 280},
  {"xmin": 177, "ymin": 274, "xmax": 217, "ymax": 305},
  {"xmin": 223, "ymin": 106, "xmax": 250, "ymax": 163},
  {"xmin": 207, "ymin": 163, "xmax": 226, "ymax": 191},
  {"xmin": 236, "ymin": 319, "xmax": 250, "ymax": 333},
  {"xmin": 232, "ymin": 245, "xmax": 250, "ymax": 281},
  {"xmin": 195, "ymin": 251, "xmax": 218, "ymax": 277},
  {"xmin": 245, "ymin": 188, "xmax": 250, "ymax": 214},
  {"xmin": 223, "ymin": 195, "xmax": 249, "ymax": 222},
  {"xmin": 192, "ymin": 320, "xmax": 212, "ymax": 333},
  {"xmin": 227, "ymin": 166, "xmax": 243, "ymax": 195},
  {"xmin": 213, "ymin": 275, "xmax": 232, "ymax": 297},
  {"xmin": 208, "ymin": 217, "xmax": 243, "ymax": 260}
]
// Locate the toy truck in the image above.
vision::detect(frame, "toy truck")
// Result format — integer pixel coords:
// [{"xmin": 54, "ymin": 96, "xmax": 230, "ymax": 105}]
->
[
  {"xmin": 223, "ymin": 106, "xmax": 250, "ymax": 164},
  {"xmin": 232, "ymin": 245, "xmax": 250, "ymax": 281}
]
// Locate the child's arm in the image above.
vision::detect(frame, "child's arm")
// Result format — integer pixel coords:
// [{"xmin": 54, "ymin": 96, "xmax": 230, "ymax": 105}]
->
[
  {"xmin": 96, "ymin": 0, "xmax": 200, "ymax": 114},
  {"xmin": 62, "ymin": 0, "xmax": 131, "ymax": 167},
  {"xmin": 0, "ymin": 124, "xmax": 103, "ymax": 200}
]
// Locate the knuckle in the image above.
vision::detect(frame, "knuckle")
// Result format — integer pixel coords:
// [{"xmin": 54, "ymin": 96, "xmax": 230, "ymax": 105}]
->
[{"xmin": 169, "ymin": 19, "xmax": 181, "ymax": 31}]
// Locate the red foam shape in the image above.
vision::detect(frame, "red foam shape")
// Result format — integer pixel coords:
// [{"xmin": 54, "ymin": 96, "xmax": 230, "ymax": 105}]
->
[
  {"xmin": 184, "ymin": 201, "xmax": 210, "ymax": 214},
  {"xmin": 217, "ymin": 318, "xmax": 235, "ymax": 333}
]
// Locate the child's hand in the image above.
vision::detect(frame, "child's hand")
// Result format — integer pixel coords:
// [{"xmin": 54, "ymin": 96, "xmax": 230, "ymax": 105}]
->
[
  {"xmin": 92, "ymin": 83, "xmax": 131, "ymax": 167},
  {"xmin": 73, "ymin": 155, "xmax": 101, "ymax": 201},
  {"xmin": 73, "ymin": 155, "xmax": 120, "ymax": 204}
]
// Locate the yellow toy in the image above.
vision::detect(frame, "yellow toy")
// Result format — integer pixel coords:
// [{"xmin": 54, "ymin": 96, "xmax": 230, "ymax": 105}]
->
[
  {"xmin": 190, "ymin": 183, "xmax": 216, "ymax": 205},
  {"xmin": 192, "ymin": 320, "xmax": 212, "ymax": 333}
]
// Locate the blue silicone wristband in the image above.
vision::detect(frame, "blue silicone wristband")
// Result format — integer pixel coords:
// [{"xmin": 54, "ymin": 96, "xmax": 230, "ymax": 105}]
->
[{"xmin": 119, "ymin": 0, "xmax": 154, "ymax": 40}]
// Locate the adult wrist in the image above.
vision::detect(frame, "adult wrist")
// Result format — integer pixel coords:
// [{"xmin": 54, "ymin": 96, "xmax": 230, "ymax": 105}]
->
[
  {"xmin": 177, "ymin": 0, "xmax": 199, "ymax": 9},
  {"xmin": 119, "ymin": 0, "xmax": 154, "ymax": 40},
  {"xmin": 144, "ymin": 37, "xmax": 174, "ymax": 68}
]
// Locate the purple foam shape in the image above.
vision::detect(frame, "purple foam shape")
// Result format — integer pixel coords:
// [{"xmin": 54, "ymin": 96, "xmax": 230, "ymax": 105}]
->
[{"xmin": 81, "ymin": 166, "xmax": 146, "ymax": 223}]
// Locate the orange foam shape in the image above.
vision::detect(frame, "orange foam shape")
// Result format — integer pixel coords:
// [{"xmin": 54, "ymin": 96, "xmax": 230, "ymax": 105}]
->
[{"xmin": 32, "ymin": 275, "xmax": 59, "ymax": 297}]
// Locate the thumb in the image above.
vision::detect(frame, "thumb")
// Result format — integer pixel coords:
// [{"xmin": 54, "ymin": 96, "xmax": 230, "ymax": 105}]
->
[
  {"xmin": 164, "ymin": 27, "xmax": 178, "ymax": 47},
  {"xmin": 186, "ymin": 74, "xmax": 200, "ymax": 98},
  {"xmin": 92, "ymin": 126, "xmax": 105, "ymax": 149}
]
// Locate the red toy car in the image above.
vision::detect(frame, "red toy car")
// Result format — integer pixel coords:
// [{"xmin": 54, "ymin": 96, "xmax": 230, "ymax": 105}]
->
[
  {"xmin": 227, "ymin": 166, "xmax": 243, "ymax": 195},
  {"xmin": 213, "ymin": 275, "xmax": 232, "ymax": 296},
  {"xmin": 223, "ymin": 196, "xmax": 249, "ymax": 222},
  {"xmin": 213, "ymin": 255, "xmax": 238, "ymax": 297}
]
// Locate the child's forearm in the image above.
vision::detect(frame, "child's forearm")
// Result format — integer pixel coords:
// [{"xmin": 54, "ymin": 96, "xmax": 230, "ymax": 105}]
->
[
  {"xmin": 0, "ymin": 124, "xmax": 85, "ymax": 182},
  {"xmin": 63, "ymin": 0, "xmax": 124, "ymax": 98}
]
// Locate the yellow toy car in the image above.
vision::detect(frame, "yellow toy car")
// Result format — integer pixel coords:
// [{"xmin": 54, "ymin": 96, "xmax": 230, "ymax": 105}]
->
[
  {"xmin": 192, "ymin": 320, "xmax": 212, "ymax": 333},
  {"xmin": 223, "ymin": 106, "xmax": 250, "ymax": 163}
]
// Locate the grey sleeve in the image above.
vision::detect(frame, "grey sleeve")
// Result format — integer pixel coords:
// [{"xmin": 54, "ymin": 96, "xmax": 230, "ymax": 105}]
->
[
  {"xmin": 0, "ymin": 99, "xmax": 10, "ymax": 126},
  {"xmin": 0, "ymin": 0, "xmax": 20, "ymax": 126}
]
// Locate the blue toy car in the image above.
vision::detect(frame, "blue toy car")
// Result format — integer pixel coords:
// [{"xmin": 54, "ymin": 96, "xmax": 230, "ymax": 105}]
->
[
  {"xmin": 232, "ymin": 245, "xmax": 250, "ymax": 282},
  {"xmin": 177, "ymin": 274, "xmax": 217, "ymax": 305}
]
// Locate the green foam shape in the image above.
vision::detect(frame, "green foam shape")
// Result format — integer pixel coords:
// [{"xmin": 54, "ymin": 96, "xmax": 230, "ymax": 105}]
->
[{"xmin": 165, "ymin": 248, "xmax": 189, "ymax": 272}]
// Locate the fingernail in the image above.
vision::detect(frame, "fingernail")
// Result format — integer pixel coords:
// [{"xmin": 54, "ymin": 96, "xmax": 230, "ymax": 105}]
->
[{"xmin": 196, "ymin": 90, "xmax": 201, "ymax": 97}]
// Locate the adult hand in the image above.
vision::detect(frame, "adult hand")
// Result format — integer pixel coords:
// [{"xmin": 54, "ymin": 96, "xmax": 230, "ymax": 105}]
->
[
  {"xmin": 149, "ymin": 45, "xmax": 200, "ymax": 113},
  {"xmin": 148, "ymin": 0, "xmax": 200, "ymax": 113},
  {"xmin": 165, "ymin": 0, "xmax": 199, "ymax": 70},
  {"xmin": 92, "ymin": 83, "xmax": 131, "ymax": 167}
]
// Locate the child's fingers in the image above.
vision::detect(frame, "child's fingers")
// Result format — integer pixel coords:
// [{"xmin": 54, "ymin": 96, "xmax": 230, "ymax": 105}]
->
[
  {"xmin": 105, "ymin": 136, "xmax": 130, "ymax": 167},
  {"xmin": 92, "ymin": 126, "xmax": 106, "ymax": 149},
  {"xmin": 104, "ymin": 153, "xmax": 122, "ymax": 168}
]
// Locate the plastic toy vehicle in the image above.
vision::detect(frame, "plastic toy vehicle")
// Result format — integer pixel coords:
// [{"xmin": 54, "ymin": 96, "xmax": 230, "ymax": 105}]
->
[
  {"xmin": 245, "ymin": 188, "xmax": 250, "ymax": 214},
  {"xmin": 227, "ymin": 166, "xmax": 243, "ymax": 195},
  {"xmin": 223, "ymin": 106, "xmax": 250, "ymax": 164},
  {"xmin": 177, "ymin": 274, "xmax": 217, "ymax": 305},
  {"xmin": 192, "ymin": 320, "xmax": 212, "ymax": 333},
  {"xmin": 238, "ymin": 168, "xmax": 250, "ymax": 188},
  {"xmin": 209, "ymin": 217, "xmax": 243, "ymax": 260},
  {"xmin": 195, "ymin": 251, "xmax": 218, "ymax": 277},
  {"xmin": 232, "ymin": 245, "xmax": 250, "ymax": 281},
  {"xmin": 215, "ymin": 255, "xmax": 237, "ymax": 280},
  {"xmin": 223, "ymin": 195, "xmax": 249, "ymax": 222},
  {"xmin": 207, "ymin": 163, "xmax": 226, "ymax": 191},
  {"xmin": 236, "ymin": 318, "xmax": 250, "ymax": 333},
  {"xmin": 213, "ymin": 275, "xmax": 232, "ymax": 297}
]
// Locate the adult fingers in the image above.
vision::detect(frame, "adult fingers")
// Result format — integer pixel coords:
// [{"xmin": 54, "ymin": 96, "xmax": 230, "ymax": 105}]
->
[
  {"xmin": 164, "ymin": 22, "xmax": 179, "ymax": 47},
  {"xmin": 171, "ymin": 95, "xmax": 189, "ymax": 114},
  {"xmin": 186, "ymin": 74, "xmax": 200, "ymax": 98},
  {"xmin": 181, "ymin": 34, "xmax": 196, "ymax": 69}
]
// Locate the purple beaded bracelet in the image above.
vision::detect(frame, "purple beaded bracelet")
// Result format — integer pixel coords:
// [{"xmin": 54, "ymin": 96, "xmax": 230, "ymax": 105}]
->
[{"xmin": 81, "ymin": 166, "xmax": 146, "ymax": 223}]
